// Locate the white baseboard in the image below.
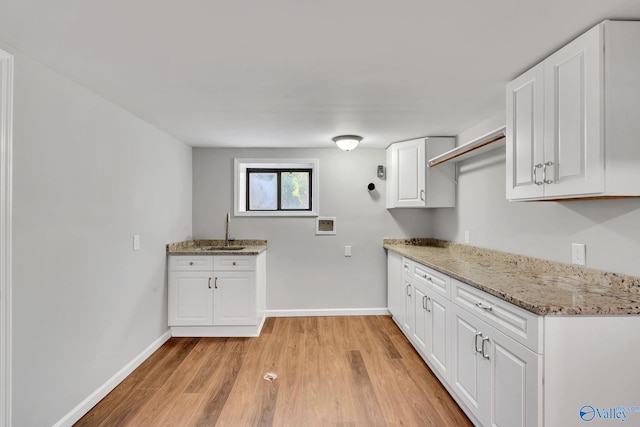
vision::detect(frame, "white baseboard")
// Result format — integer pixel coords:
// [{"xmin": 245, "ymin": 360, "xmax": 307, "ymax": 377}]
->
[
  {"xmin": 267, "ymin": 308, "xmax": 390, "ymax": 317},
  {"xmin": 53, "ymin": 330, "xmax": 172, "ymax": 427}
]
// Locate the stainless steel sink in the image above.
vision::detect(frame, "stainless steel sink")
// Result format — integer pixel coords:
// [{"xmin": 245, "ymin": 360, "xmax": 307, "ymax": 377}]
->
[{"xmin": 197, "ymin": 246, "xmax": 246, "ymax": 251}]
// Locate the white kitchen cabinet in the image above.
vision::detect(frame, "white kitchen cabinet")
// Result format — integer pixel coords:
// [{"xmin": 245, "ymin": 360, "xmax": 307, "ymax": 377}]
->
[
  {"xmin": 386, "ymin": 137, "xmax": 456, "ymax": 208},
  {"xmin": 168, "ymin": 253, "xmax": 266, "ymax": 337},
  {"xmin": 452, "ymin": 304, "xmax": 540, "ymax": 427},
  {"xmin": 425, "ymin": 291, "xmax": 451, "ymax": 381},
  {"xmin": 402, "ymin": 277, "xmax": 413, "ymax": 336},
  {"xmin": 506, "ymin": 20, "xmax": 640, "ymax": 201},
  {"xmin": 411, "ymin": 280, "xmax": 429, "ymax": 354},
  {"xmin": 412, "ymin": 279, "xmax": 452, "ymax": 382},
  {"xmin": 168, "ymin": 271, "xmax": 214, "ymax": 326},
  {"xmin": 386, "ymin": 251, "xmax": 403, "ymax": 325},
  {"xmin": 168, "ymin": 255, "xmax": 215, "ymax": 326},
  {"xmin": 410, "ymin": 261, "xmax": 452, "ymax": 381},
  {"xmin": 212, "ymin": 271, "xmax": 256, "ymax": 326},
  {"xmin": 392, "ymin": 257, "xmax": 452, "ymax": 383},
  {"xmin": 387, "ymin": 247, "xmax": 640, "ymax": 427}
]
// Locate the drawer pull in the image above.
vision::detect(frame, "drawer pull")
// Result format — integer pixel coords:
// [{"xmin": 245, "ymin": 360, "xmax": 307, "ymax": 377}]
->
[
  {"xmin": 189, "ymin": 261, "xmax": 194, "ymax": 266},
  {"xmin": 232, "ymin": 261, "xmax": 237, "ymax": 266},
  {"xmin": 475, "ymin": 302, "xmax": 493, "ymax": 311}
]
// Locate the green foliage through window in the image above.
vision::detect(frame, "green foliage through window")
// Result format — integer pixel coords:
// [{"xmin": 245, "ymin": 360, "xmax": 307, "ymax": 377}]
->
[{"xmin": 247, "ymin": 169, "xmax": 311, "ymax": 211}]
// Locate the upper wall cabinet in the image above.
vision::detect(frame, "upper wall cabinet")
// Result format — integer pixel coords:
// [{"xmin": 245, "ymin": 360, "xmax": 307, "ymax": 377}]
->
[
  {"xmin": 506, "ymin": 20, "xmax": 640, "ymax": 201},
  {"xmin": 386, "ymin": 137, "xmax": 456, "ymax": 208}
]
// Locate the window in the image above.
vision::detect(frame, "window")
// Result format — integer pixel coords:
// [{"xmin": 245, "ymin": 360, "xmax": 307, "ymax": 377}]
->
[
  {"xmin": 235, "ymin": 159, "xmax": 319, "ymax": 217},
  {"xmin": 247, "ymin": 169, "xmax": 312, "ymax": 211}
]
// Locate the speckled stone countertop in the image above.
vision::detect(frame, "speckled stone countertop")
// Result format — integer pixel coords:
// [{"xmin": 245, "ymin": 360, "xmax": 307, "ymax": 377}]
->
[
  {"xmin": 384, "ymin": 238, "xmax": 640, "ymax": 316},
  {"xmin": 167, "ymin": 239, "xmax": 267, "ymax": 255}
]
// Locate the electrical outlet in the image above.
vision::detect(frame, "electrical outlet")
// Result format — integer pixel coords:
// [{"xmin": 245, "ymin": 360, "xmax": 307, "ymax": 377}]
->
[
  {"xmin": 345, "ymin": 246, "xmax": 352, "ymax": 257},
  {"xmin": 572, "ymin": 243, "xmax": 585, "ymax": 266},
  {"xmin": 133, "ymin": 235, "xmax": 140, "ymax": 251},
  {"xmin": 464, "ymin": 230, "xmax": 470, "ymax": 244}
]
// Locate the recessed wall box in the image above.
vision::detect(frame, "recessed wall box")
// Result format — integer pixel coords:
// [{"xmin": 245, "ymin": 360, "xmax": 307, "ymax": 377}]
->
[{"xmin": 316, "ymin": 217, "xmax": 336, "ymax": 235}]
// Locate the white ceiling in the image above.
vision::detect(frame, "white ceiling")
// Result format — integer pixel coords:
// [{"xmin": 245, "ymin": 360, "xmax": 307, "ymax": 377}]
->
[{"xmin": 1, "ymin": 1, "xmax": 640, "ymax": 149}]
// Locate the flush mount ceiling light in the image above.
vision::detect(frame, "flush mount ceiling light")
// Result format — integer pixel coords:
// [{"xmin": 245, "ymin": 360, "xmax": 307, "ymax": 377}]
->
[{"xmin": 332, "ymin": 135, "xmax": 362, "ymax": 151}]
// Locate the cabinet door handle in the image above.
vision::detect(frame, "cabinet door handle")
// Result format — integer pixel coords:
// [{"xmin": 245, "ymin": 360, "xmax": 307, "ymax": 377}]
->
[
  {"xmin": 532, "ymin": 164, "xmax": 543, "ymax": 185},
  {"xmin": 406, "ymin": 284, "xmax": 411, "ymax": 296},
  {"xmin": 475, "ymin": 301, "xmax": 493, "ymax": 312},
  {"xmin": 543, "ymin": 161, "xmax": 553, "ymax": 184},
  {"xmin": 422, "ymin": 295, "xmax": 428, "ymax": 310},
  {"xmin": 214, "ymin": 277, "xmax": 218, "ymax": 289},
  {"xmin": 481, "ymin": 336, "xmax": 491, "ymax": 359},
  {"xmin": 474, "ymin": 332, "xmax": 483, "ymax": 353},
  {"xmin": 208, "ymin": 277, "xmax": 212, "ymax": 289},
  {"xmin": 420, "ymin": 189, "xmax": 425, "ymax": 201},
  {"xmin": 426, "ymin": 297, "xmax": 431, "ymax": 312}
]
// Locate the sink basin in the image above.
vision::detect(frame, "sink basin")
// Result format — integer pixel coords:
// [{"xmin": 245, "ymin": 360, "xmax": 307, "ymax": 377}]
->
[{"xmin": 197, "ymin": 246, "xmax": 246, "ymax": 251}]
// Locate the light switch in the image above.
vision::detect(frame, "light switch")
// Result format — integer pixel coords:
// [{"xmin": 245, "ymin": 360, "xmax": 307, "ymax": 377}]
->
[
  {"xmin": 133, "ymin": 235, "xmax": 140, "ymax": 251},
  {"xmin": 345, "ymin": 246, "xmax": 352, "ymax": 257}
]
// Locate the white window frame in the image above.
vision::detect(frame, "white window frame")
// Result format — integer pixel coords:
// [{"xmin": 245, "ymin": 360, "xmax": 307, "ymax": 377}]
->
[{"xmin": 234, "ymin": 158, "xmax": 319, "ymax": 217}]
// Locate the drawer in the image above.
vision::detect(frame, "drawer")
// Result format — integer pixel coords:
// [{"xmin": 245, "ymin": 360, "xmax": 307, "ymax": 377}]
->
[
  {"xmin": 214, "ymin": 256, "xmax": 256, "ymax": 271},
  {"xmin": 168, "ymin": 255, "xmax": 214, "ymax": 271},
  {"xmin": 412, "ymin": 262, "xmax": 450, "ymax": 299},
  {"xmin": 452, "ymin": 278, "xmax": 542, "ymax": 353}
]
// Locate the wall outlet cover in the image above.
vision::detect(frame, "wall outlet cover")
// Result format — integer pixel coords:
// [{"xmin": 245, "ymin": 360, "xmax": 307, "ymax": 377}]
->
[{"xmin": 572, "ymin": 243, "xmax": 585, "ymax": 265}]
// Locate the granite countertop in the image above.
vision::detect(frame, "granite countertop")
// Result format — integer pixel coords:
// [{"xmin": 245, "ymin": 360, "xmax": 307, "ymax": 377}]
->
[
  {"xmin": 384, "ymin": 238, "xmax": 640, "ymax": 316},
  {"xmin": 167, "ymin": 239, "xmax": 267, "ymax": 255}
]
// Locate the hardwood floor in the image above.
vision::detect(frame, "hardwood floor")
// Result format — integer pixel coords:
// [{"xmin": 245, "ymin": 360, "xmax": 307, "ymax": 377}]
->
[{"xmin": 75, "ymin": 316, "xmax": 472, "ymax": 427}]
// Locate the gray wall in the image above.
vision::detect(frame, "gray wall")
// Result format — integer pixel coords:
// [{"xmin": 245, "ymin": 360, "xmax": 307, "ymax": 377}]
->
[
  {"xmin": 192, "ymin": 148, "xmax": 431, "ymax": 311},
  {"xmin": 433, "ymin": 113, "xmax": 640, "ymax": 278},
  {"xmin": 9, "ymin": 45, "xmax": 192, "ymax": 426}
]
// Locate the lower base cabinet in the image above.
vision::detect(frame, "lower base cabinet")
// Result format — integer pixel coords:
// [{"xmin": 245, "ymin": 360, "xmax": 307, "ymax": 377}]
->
[
  {"xmin": 412, "ymin": 279, "xmax": 452, "ymax": 381},
  {"xmin": 395, "ymin": 256, "xmax": 453, "ymax": 383},
  {"xmin": 452, "ymin": 304, "xmax": 540, "ymax": 427},
  {"xmin": 168, "ymin": 252, "xmax": 266, "ymax": 337},
  {"xmin": 387, "ymin": 253, "xmax": 540, "ymax": 426},
  {"xmin": 388, "ymin": 250, "xmax": 640, "ymax": 427}
]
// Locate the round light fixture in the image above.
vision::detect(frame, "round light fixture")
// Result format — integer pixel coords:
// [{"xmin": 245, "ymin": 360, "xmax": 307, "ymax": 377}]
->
[{"xmin": 332, "ymin": 135, "xmax": 362, "ymax": 151}]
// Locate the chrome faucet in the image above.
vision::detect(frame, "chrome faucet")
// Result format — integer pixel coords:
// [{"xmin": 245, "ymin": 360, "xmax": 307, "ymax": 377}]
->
[{"xmin": 224, "ymin": 213, "xmax": 230, "ymax": 247}]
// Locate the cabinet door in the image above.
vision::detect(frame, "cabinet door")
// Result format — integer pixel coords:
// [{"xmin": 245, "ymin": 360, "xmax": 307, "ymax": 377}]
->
[
  {"xmin": 506, "ymin": 63, "xmax": 545, "ymax": 200},
  {"xmin": 213, "ymin": 271, "xmax": 257, "ymax": 326},
  {"xmin": 489, "ymin": 330, "xmax": 541, "ymax": 427},
  {"xmin": 543, "ymin": 24, "xmax": 604, "ymax": 198},
  {"xmin": 452, "ymin": 305, "xmax": 490, "ymax": 425},
  {"xmin": 427, "ymin": 293, "xmax": 451, "ymax": 382},
  {"xmin": 411, "ymin": 283, "xmax": 429, "ymax": 356},
  {"xmin": 392, "ymin": 139, "xmax": 426, "ymax": 207},
  {"xmin": 168, "ymin": 271, "xmax": 213, "ymax": 326},
  {"xmin": 402, "ymin": 279, "xmax": 413, "ymax": 335},
  {"xmin": 387, "ymin": 251, "xmax": 403, "ymax": 326}
]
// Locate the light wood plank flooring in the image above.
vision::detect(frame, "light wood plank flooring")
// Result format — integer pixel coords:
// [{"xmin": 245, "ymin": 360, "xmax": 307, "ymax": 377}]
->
[{"xmin": 75, "ymin": 316, "xmax": 472, "ymax": 426}]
